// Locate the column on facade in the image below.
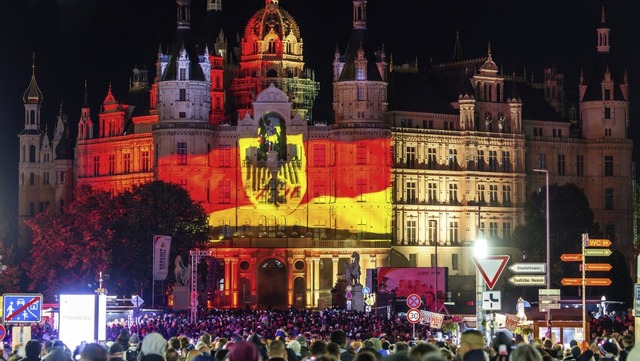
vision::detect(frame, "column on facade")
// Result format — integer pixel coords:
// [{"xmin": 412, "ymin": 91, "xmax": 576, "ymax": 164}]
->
[
  {"xmin": 287, "ymin": 258, "xmax": 295, "ymax": 308},
  {"xmin": 332, "ymin": 256, "xmax": 339, "ymax": 288},
  {"xmin": 305, "ymin": 258, "xmax": 313, "ymax": 308},
  {"xmin": 224, "ymin": 258, "xmax": 231, "ymax": 297},
  {"xmin": 230, "ymin": 258, "xmax": 238, "ymax": 308},
  {"xmin": 312, "ymin": 258, "xmax": 320, "ymax": 308}
]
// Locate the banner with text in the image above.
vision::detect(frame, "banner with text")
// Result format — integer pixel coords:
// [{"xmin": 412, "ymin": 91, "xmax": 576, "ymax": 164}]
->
[{"xmin": 153, "ymin": 235, "xmax": 171, "ymax": 280}]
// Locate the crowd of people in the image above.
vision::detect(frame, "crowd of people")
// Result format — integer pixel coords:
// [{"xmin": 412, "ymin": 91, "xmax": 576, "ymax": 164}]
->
[{"xmin": 1, "ymin": 308, "xmax": 639, "ymax": 361}]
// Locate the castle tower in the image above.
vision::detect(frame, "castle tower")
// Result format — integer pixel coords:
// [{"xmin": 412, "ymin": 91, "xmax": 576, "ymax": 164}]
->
[
  {"xmin": 578, "ymin": 6, "xmax": 632, "ymax": 252},
  {"xmin": 332, "ymin": 0, "xmax": 387, "ymax": 125},
  {"xmin": 231, "ymin": 0, "xmax": 318, "ymax": 119},
  {"xmin": 18, "ymin": 54, "xmax": 46, "ymax": 250},
  {"xmin": 53, "ymin": 103, "xmax": 74, "ymax": 214},
  {"xmin": 330, "ymin": 0, "xmax": 392, "ymax": 242},
  {"xmin": 154, "ymin": 0, "xmax": 214, "ymax": 203}
]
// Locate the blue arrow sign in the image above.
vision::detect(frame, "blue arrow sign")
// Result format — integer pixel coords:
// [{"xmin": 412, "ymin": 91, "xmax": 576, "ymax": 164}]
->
[{"xmin": 3, "ymin": 293, "xmax": 43, "ymax": 323}]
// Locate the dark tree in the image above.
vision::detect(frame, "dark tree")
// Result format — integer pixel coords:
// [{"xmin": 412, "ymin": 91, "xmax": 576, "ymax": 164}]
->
[
  {"xmin": 110, "ymin": 181, "xmax": 211, "ymax": 298},
  {"xmin": 25, "ymin": 185, "xmax": 114, "ymax": 300},
  {"xmin": 513, "ymin": 183, "xmax": 631, "ymax": 304},
  {"xmin": 513, "ymin": 183, "xmax": 599, "ymax": 290}
]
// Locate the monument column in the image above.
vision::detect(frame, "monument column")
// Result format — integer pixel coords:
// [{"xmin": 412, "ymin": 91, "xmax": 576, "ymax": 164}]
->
[{"xmin": 224, "ymin": 259, "xmax": 231, "ymax": 296}]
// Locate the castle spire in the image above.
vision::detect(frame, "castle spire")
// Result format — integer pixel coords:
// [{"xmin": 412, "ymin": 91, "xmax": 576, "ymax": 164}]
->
[
  {"xmin": 453, "ymin": 31, "xmax": 463, "ymax": 61},
  {"xmin": 596, "ymin": 5, "xmax": 610, "ymax": 53},
  {"xmin": 176, "ymin": 0, "xmax": 191, "ymax": 30},
  {"xmin": 23, "ymin": 53, "xmax": 43, "ymax": 104},
  {"xmin": 353, "ymin": 0, "xmax": 367, "ymax": 30},
  {"xmin": 207, "ymin": 0, "xmax": 221, "ymax": 11},
  {"xmin": 83, "ymin": 79, "xmax": 89, "ymax": 108}
]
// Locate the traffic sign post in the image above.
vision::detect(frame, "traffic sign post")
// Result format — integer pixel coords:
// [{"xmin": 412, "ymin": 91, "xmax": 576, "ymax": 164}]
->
[
  {"xmin": 561, "ymin": 254, "xmax": 583, "ymax": 262},
  {"xmin": 406, "ymin": 294, "xmax": 422, "ymax": 309},
  {"xmin": 539, "ymin": 289, "xmax": 561, "ymax": 312},
  {"xmin": 584, "ymin": 249, "xmax": 612, "ymax": 257},
  {"xmin": 508, "ymin": 275, "xmax": 546, "ymax": 286},
  {"xmin": 3, "ymin": 294, "xmax": 43, "ymax": 323},
  {"xmin": 583, "ymin": 263, "xmax": 612, "ymax": 272},
  {"xmin": 407, "ymin": 308, "xmax": 421, "ymax": 339},
  {"xmin": 585, "ymin": 239, "xmax": 612, "ymax": 248},
  {"xmin": 482, "ymin": 291, "xmax": 501, "ymax": 311},
  {"xmin": 407, "ymin": 308, "xmax": 421, "ymax": 324},
  {"xmin": 508, "ymin": 263, "xmax": 546, "ymax": 274},
  {"xmin": 472, "ymin": 256, "xmax": 510, "ymax": 289},
  {"xmin": 561, "ymin": 278, "xmax": 612, "ymax": 286}
]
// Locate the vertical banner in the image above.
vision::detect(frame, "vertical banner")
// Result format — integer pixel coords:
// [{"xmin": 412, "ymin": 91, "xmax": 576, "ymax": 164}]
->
[{"xmin": 153, "ymin": 235, "xmax": 171, "ymax": 281}]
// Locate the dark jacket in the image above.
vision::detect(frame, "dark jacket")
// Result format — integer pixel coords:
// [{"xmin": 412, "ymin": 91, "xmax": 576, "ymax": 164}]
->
[{"xmin": 462, "ymin": 349, "xmax": 487, "ymax": 361}]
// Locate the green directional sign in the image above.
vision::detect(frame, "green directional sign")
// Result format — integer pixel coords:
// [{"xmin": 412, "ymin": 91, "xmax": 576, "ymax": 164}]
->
[{"xmin": 584, "ymin": 248, "xmax": 612, "ymax": 257}]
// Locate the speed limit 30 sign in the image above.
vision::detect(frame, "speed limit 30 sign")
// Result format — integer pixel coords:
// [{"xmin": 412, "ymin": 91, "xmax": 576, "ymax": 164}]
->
[{"xmin": 407, "ymin": 308, "xmax": 421, "ymax": 324}]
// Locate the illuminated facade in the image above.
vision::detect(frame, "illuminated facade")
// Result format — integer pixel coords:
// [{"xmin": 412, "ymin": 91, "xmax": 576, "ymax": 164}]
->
[{"xmin": 18, "ymin": 2, "xmax": 632, "ymax": 308}]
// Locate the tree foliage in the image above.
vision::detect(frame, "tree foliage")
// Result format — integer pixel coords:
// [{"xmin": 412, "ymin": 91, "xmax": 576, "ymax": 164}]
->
[
  {"xmin": 109, "ymin": 181, "xmax": 211, "ymax": 296},
  {"xmin": 512, "ymin": 183, "xmax": 599, "ymax": 288},
  {"xmin": 25, "ymin": 181, "xmax": 210, "ymax": 300},
  {"xmin": 26, "ymin": 185, "xmax": 114, "ymax": 300}
]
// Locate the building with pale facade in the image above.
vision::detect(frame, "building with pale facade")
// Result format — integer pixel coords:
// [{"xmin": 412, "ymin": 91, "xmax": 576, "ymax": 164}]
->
[{"xmin": 18, "ymin": 1, "xmax": 632, "ymax": 309}]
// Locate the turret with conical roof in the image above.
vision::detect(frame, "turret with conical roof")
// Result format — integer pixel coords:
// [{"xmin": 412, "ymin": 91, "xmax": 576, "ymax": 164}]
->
[
  {"xmin": 333, "ymin": 0, "xmax": 387, "ymax": 124},
  {"xmin": 77, "ymin": 80, "xmax": 94, "ymax": 140},
  {"xmin": 22, "ymin": 53, "xmax": 43, "ymax": 132}
]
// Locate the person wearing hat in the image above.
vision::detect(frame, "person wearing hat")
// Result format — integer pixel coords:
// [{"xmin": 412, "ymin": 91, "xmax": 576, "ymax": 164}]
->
[
  {"xmin": 294, "ymin": 336, "xmax": 310, "ymax": 359},
  {"xmin": 140, "ymin": 333, "xmax": 166, "ymax": 361},
  {"xmin": 125, "ymin": 335, "xmax": 139, "ymax": 361},
  {"xmin": 108, "ymin": 344, "xmax": 125, "ymax": 361}
]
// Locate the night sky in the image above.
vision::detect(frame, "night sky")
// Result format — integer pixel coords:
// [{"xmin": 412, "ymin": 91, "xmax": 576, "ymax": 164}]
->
[{"xmin": 1, "ymin": 0, "xmax": 639, "ymax": 239}]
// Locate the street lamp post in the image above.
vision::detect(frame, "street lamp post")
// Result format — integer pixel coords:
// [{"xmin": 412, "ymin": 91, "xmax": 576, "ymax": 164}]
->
[
  {"xmin": 474, "ymin": 231, "xmax": 488, "ymax": 336},
  {"xmin": 533, "ymin": 168, "xmax": 551, "ymax": 328}
]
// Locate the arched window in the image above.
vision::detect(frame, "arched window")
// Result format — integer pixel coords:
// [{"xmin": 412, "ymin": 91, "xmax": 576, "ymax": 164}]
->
[
  {"xmin": 22, "ymin": 145, "xmax": 25, "ymax": 162},
  {"xmin": 30, "ymin": 110, "xmax": 36, "ymax": 125},
  {"xmin": 29, "ymin": 145, "xmax": 36, "ymax": 163}
]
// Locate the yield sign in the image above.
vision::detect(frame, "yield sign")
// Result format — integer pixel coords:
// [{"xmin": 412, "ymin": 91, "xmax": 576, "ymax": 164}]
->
[{"xmin": 472, "ymin": 255, "xmax": 510, "ymax": 289}]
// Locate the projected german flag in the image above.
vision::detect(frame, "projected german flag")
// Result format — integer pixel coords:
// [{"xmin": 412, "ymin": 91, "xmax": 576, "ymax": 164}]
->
[{"xmin": 156, "ymin": 115, "xmax": 392, "ymax": 240}]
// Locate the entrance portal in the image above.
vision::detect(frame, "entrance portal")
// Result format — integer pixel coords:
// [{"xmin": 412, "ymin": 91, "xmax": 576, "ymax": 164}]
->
[
  {"xmin": 293, "ymin": 276, "xmax": 306, "ymax": 308},
  {"xmin": 257, "ymin": 258, "xmax": 287, "ymax": 308}
]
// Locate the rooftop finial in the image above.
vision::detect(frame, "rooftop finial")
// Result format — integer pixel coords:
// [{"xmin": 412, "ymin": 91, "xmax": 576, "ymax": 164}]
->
[
  {"xmin": 31, "ymin": 52, "xmax": 36, "ymax": 74},
  {"xmin": 601, "ymin": 5, "xmax": 606, "ymax": 24},
  {"xmin": 487, "ymin": 41, "xmax": 492, "ymax": 60},
  {"xmin": 453, "ymin": 31, "xmax": 463, "ymax": 61}
]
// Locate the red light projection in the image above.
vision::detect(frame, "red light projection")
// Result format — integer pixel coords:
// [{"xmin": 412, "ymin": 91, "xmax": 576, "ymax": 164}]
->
[{"xmin": 155, "ymin": 132, "xmax": 392, "ymax": 239}]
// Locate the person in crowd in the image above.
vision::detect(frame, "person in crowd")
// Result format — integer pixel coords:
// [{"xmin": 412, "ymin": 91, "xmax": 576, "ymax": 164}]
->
[
  {"xmin": 353, "ymin": 349, "xmax": 377, "ymax": 361},
  {"xmin": 295, "ymin": 336, "xmax": 310, "ymax": 360},
  {"xmin": 509, "ymin": 344, "xmax": 542, "ymax": 361},
  {"xmin": 409, "ymin": 342, "xmax": 437, "ymax": 361},
  {"xmin": 108, "ymin": 344, "xmax": 125, "ymax": 361},
  {"xmin": 227, "ymin": 342, "xmax": 261, "ymax": 361},
  {"xmin": 267, "ymin": 340, "xmax": 287, "ymax": 361},
  {"xmin": 139, "ymin": 333, "xmax": 166, "ymax": 361},
  {"xmin": 125, "ymin": 335, "xmax": 139, "ymax": 361},
  {"xmin": 23, "ymin": 341, "xmax": 42, "ymax": 361},
  {"xmin": 600, "ymin": 339, "xmax": 621, "ymax": 361},
  {"xmin": 619, "ymin": 334, "xmax": 634, "ymax": 361},
  {"xmin": 329, "ymin": 331, "xmax": 353, "ymax": 361},
  {"xmin": 457, "ymin": 330, "xmax": 486, "ymax": 361},
  {"xmin": 287, "ymin": 340, "xmax": 302, "ymax": 361},
  {"xmin": 164, "ymin": 349, "xmax": 179, "ymax": 361},
  {"xmin": 310, "ymin": 340, "xmax": 328, "ymax": 359},
  {"xmin": 80, "ymin": 344, "xmax": 108, "ymax": 361}
]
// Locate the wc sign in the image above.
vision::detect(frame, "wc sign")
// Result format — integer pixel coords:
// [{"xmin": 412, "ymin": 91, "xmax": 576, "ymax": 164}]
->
[{"xmin": 482, "ymin": 291, "xmax": 502, "ymax": 311}]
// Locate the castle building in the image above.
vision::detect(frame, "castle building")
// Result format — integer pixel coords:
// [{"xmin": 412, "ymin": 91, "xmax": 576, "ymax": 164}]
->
[{"xmin": 18, "ymin": 2, "xmax": 632, "ymax": 309}]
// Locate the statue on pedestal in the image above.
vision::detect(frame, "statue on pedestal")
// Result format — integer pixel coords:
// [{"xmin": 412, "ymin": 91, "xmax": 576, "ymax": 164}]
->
[
  {"xmin": 174, "ymin": 255, "xmax": 191, "ymax": 287},
  {"xmin": 344, "ymin": 252, "xmax": 361, "ymax": 286}
]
